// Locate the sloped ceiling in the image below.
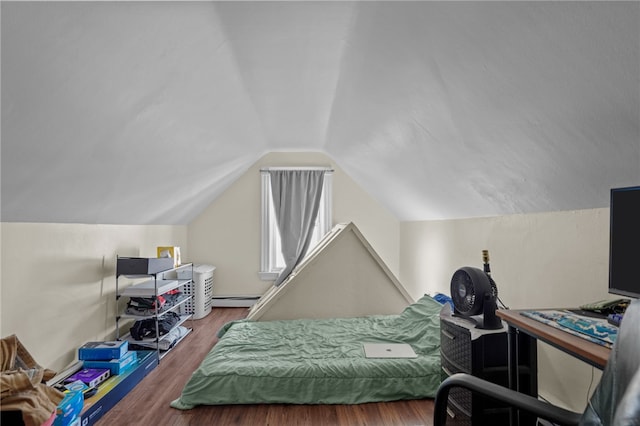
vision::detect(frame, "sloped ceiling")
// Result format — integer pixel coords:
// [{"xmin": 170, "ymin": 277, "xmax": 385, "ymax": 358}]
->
[{"xmin": 2, "ymin": 1, "xmax": 638, "ymax": 224}]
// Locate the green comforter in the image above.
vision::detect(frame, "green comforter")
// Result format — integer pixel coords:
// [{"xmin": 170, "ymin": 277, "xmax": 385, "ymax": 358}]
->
[{"xmin": 171, "ymin": 295, "xmax": 442, "ymax": 408}]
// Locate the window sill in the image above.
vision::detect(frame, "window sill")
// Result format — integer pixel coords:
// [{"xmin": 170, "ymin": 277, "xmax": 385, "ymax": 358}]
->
[{"xmin": 258, "ymin": 271, "xmax": 279, "ymax": 281}]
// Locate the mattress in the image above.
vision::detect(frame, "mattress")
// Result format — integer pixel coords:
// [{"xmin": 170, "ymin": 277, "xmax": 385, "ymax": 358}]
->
[{"xmin": 170, "ymin": 295, "xmax": 442, "ymax": 408}]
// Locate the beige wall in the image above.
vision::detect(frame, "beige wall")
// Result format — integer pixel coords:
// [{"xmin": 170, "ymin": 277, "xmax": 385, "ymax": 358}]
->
[
  {"xmin": 0, "ymin": 151, "xmax": 399, "ymax": 372},
  {"xmin": 400, "ymin": 208, "xmax": 610, "ymax": 306},
  {"xmin": 0, "ymin": 166, "xmax": 612, "ymax": 412},
  {"xmin": 399, "ymin": 207, "xmax": 610, "ymax": 411},
  {"xmin": 187, "ymin": 151, "xmax": 400, "ymax": 298},
  {"xmin": 0, "ymin": 222, "xmax": 186, "ymax": 372}
]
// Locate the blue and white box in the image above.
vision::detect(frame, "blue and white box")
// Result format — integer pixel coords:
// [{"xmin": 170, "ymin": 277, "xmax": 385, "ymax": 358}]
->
[
  {"xmin": 78, "ymin": 341, "xmax": 128, "ymax": 361},
  {"xmin": 54, "ymin": 390, "xmax": 83, "ymax": 426},
  {"xmin": 83, "ymin": 350, "xmax": 137, "ymax": 375}
]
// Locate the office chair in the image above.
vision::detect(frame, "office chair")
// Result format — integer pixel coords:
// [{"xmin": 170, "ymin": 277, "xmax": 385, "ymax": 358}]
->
[{"xmin": 433, "ymin": 299, "xmax": 640, "ymax": 426}]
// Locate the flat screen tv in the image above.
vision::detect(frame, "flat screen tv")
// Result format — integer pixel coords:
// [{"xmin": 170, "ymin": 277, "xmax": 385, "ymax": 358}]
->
[{"xmin": 609, "ymin": 186, "xmax": 640, "ymax": 299}]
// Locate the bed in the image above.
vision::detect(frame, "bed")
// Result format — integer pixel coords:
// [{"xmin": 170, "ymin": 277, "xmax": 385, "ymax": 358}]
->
[{"xmin": 170, "ymin": 295, "xmax": 443, "ymax": 408}]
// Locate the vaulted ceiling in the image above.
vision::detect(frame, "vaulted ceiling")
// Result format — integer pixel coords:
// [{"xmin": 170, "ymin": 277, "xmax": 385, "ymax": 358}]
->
[{"xmin": 2, "ymin": 1, "xmax": 638, "ymax": 224}]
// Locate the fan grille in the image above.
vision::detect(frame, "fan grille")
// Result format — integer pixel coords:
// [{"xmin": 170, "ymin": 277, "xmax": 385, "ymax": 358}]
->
[
  {"xmin": 452, "ymin": 270, "xmax": 476, "ymax": 312},
  {"xmin": 450, "ymin": 267, "xmax": 491, "ymax": 316}
]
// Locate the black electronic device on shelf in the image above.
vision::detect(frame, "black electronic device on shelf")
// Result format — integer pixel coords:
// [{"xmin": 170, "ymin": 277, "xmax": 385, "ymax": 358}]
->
[{"xmin": 450, "ymin": 250, "xmax": 503, "ymax": 330}]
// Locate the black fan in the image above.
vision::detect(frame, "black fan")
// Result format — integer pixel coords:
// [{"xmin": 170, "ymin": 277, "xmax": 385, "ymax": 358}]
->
[{"xmin": 450, "ymin": 266, "xmax": 502, "ymax": 329}]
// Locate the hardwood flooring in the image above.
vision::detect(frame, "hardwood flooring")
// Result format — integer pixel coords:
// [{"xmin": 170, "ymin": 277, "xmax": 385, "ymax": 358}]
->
[{"xmin": 95, "ymin": 307, "xmax": 435, "ymax": 426}]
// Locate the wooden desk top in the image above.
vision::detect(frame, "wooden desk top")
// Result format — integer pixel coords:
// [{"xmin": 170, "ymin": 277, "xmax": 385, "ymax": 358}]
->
[{"xmin": 497, "ymin": 309, "xmax": 611, "ymax": 369}]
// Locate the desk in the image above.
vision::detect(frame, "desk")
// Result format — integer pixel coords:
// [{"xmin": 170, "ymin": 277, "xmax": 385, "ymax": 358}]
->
[
  {"xmin": 496, "ymin": 309, "xmax": 612, "ymax": 425},
  {"xmin": 497, "ymin": 309, "xmax": 610, "ymax": 369}
]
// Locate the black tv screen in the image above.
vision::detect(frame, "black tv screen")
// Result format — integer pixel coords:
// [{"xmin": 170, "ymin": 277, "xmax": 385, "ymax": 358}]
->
[{"xmin": 609, "ymin": 186, "xmax": 640, "ymax": 299}]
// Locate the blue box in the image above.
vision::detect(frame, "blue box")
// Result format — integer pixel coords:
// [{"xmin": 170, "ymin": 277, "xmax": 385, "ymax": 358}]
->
[
  {"xmin": 78, "ymin": 341, "xmax": 128, "ymax": 360},
  {"xmin": 80, "ymin": 351, "xmax": 157, "ymax": 426},
  {"xmin": 82, "ymin": 350, "xmax": 137, "ymax": 375},
  {"xmin": 54, "ymin": 390, "xmax": 83, "ymax": 426}
]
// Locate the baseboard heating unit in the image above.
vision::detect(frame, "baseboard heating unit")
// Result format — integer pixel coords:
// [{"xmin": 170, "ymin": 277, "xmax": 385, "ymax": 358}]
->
[{"xmin": 212, "ymin": 296, "xmax": 260, "ymax": 307}]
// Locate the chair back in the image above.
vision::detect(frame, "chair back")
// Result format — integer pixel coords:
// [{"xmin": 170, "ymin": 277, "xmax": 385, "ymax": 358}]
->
[{"xmin": 580, "ymin": 299, "xmax": 640, "ymax": 425}]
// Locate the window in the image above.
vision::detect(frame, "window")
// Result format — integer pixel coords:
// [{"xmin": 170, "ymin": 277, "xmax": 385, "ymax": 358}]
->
[{"xmin": 259, "ymin": 168, "xmax": 333, "ymax": 281}]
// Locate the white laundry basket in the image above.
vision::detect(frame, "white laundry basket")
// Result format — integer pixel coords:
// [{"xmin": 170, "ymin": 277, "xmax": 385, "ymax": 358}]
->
[{"xmin": 180, "ymin": 264, "xmax": 216, "ymax": 320}]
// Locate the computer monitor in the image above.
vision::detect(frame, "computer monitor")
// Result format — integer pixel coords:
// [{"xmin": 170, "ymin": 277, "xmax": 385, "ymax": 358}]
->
[{"xmin": 609, "ymin": 186, "xmax": 640, "ymax": 299}]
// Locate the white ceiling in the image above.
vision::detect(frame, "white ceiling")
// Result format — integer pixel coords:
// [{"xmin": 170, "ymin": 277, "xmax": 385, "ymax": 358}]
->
[{"xmin": 2, "ymin": 1, "xmax": 639, "ymax": 224}]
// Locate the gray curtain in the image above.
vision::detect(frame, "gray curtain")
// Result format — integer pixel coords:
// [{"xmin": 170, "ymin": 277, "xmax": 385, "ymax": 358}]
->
[{"xmin": 270, "ymin": 170, "xmax": 325, "ymax": 286}]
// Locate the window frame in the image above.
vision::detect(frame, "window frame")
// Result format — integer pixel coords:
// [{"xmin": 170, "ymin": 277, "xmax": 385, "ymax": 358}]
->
[{"xmin": 259, "ymin": 167, "xmax": 333, "ymax": 281}]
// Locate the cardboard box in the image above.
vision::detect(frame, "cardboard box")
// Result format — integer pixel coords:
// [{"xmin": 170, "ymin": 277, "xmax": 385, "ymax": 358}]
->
[
  {"xmin": 157, "ymin": 246, "xmax": 181, "ymax": 267},
  {"xmin": 78, "ymin": 341, "xmax": 128, "ymax": 361},
  {"xmin": 80, "ymin": 351, "xmax": 157, "ymax": 426},
  {"xmin": 54, "ymin": 390, "xmax": 83, "ymax": 426},
  {"xmin": 117, "ymin": 257, "xmax": 174, "ymax": 276},
  {"xmin": 82, "ymin": 351, "xmax": 137, "ymax": 375}
]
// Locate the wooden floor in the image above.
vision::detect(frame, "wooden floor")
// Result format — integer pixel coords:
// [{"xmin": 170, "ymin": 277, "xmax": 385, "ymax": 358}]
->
[{"xmin": 95, "ymin": 307, "xmax": 435, "ymax": 426}]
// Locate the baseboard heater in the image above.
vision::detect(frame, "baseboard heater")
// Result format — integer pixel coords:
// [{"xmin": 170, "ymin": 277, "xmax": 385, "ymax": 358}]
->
[{"xmin": 212, "ymin": 296, "xmax": 261, "ymax": 307}]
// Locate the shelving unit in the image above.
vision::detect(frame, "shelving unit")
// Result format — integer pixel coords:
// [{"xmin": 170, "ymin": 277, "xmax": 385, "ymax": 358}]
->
[{"xmin": 115, "ymin": 256, "xmax": 195, "ymax": 362}]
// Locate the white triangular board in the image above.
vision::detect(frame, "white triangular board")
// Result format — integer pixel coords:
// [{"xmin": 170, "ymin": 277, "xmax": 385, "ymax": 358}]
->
[{"xmin": 247, "ymin": 222, "xmax": 414, "ymax": 321}]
